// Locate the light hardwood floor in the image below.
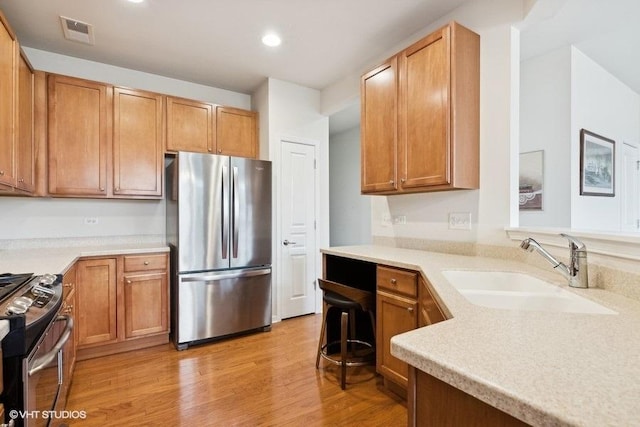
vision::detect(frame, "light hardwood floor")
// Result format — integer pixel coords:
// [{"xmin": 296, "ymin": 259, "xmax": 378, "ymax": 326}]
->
[{"xmin": 66, "ymin": 314, "xmax": 407, "ymax": 426}]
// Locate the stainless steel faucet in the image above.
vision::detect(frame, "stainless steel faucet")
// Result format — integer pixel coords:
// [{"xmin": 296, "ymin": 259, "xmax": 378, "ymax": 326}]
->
[{"xmin": 520, "ymin": 233, "xmax": 589, "ymax": 288}]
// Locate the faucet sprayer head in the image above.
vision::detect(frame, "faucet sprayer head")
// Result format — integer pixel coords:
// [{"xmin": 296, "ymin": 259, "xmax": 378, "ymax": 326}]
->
[{"xmin": 520, "ymin": 238, "xmax": 535, "ymax": 252}]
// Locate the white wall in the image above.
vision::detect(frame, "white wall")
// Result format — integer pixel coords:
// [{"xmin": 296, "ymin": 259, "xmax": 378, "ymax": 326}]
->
[
  {"xmin": 329, "ymin": 126, "xmax": 371, "ymax": 246},
  {"xmin": 255, "ymin": 78, "xmax": 330, "ymax": 320},
  {"xmin": 23, "ymin": 48, "xmax": 251, "ymax": 109},
  {"xmin": 520, "ymin": 46, "xmax": 572, "ymax": 227},
  {"xmin": 0, "ymin": 49, "xmax": 252, "ymax": 241},
  {"xmin": 322, "ymin": 0, "xmax": 525, "ymax": 247},
  {"xmin": 571, "ymin": 47, "xmax": 640, "ymax": 231}
]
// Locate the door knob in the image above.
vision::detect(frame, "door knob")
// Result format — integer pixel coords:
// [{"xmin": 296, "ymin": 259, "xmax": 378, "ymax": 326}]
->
[{"xmin": 283, "ymin": 239, "xmax": 297, "ymax": 246}]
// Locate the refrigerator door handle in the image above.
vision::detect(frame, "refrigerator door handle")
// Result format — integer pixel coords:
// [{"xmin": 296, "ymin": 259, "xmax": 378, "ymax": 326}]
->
[
  {"xmin": 221, "ymin": 165, "xmax": 229, "ymax": 260},
  {"xmin": 181, "ymin": 268, "xmax": 271, "ymax": 282},
  {"xmin": 232, "ymin": 166, "xmax": 239, "ymax": 258}
]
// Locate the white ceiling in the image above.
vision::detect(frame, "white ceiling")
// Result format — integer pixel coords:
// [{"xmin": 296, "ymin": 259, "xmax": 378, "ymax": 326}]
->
[
  {"xmin": 520, "ymin": 0, "xmax": 640, "ymax": 95},
  {"xmin": 0, "ymin": 0, "xmax": 469, "ymax": 94}
]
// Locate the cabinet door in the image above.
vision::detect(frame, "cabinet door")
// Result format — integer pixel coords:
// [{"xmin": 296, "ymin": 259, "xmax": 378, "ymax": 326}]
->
[
  {"xmin": 216, "ymin": 106, "xmax": 257, "ymax": 158},
  {"xmin": 166, "ymin": 96, "xmax": 214, "ymax": 153},
  {"xmin": 76, "ymin": 258, "xmax": 118, "ymax": 347},
  {"xmin": 399, "ymin": 26, "xmax": 450, "ymax": 189},
  {"xmin": 16, "ymin": 51, "xmax": 34, "ymax": 192},
  {"xmin": 113, "ymin": 87, "xmax": 163, "ymax": 197},
  {"xmin": 48, "ymin": 75, "xmax": 111, "ymax": 196},
  {"xmin": 376, "ymin": 290, "xmax": 417, "ymax": 388},
  {"xmin": 418, "ymin": 276, "xmax": 446, "ymax": 327},
  {"xmin": 123, "ymin": 272, "xmax": 168, "ymax": 339},
  {"xmin": 361, "ymin": 58, "xmax": 398, "ymax": 193},
  {"xmin": 0, "ymin": 14, "xmax": 16, "ymax": 188}
]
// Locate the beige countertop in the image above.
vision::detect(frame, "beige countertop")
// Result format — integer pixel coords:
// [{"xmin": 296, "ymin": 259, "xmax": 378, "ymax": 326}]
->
[
  {"xmin": 321, "ymin": 245, "xmax": 640, "ymax": 427},
  {"xmin": 0, "ymin": 243, "xmax": 169, "ymax": 275}
]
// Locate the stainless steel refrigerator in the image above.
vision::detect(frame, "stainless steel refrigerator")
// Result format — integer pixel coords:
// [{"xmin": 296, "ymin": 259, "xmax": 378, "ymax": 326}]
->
[{"xmin": 166, "ymin": 152, "xmax": 272, "ymax": 350}]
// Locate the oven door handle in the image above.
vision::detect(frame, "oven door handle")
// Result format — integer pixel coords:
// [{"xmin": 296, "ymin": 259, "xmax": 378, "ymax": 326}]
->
[{"xmin": 28, "ymin": 315, "xmax": 74, "ymax": 376}]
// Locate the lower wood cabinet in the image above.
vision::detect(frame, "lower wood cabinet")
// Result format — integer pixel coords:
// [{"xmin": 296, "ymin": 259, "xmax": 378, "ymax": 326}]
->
[
  {"xmin": 376, "ymin": 265, "xmax": 446, "ymax": 394},
  {"xmin": 376, "ymin": 265, "xmax": 418, "ymax": 390},
  {"xmin": 75, "ymin": 252, "xmax": 169, "ymax": 360},
  {"xmin": 409, "ymin": 368, "xmax": 528, "ymax": 427}
]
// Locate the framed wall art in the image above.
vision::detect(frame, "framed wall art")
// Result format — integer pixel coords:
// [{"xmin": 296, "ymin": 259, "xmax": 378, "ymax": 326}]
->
[
  {"xmin": 580, "ymin": 129, "xmax": 615, "ymax": 197},
  {"xmin": 519, "ymin": 150, "xmax": 544, "ymax": 210}
]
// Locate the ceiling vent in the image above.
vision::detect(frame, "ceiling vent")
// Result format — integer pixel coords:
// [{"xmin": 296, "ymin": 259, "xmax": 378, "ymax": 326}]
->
[{"xmin": 60, "ymin": 16, "xmax": 95, "ymax": 45}]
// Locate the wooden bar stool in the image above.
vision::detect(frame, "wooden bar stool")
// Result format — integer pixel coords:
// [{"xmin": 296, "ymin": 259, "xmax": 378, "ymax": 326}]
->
[{"xmin": 315, "ymin": 278, "xmax": 375, "ymax": 390}]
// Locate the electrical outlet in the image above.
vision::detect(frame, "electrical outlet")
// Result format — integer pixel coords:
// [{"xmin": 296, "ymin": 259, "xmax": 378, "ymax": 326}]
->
[
  {"xmin": 84, "ymin": 217, "xmax": 99, "ymax": 225},
  {"xmin": 392, "ymin": 215, "xmax": 406, "ymax": 224},
  {"xmin": 381, "ymin": 214, "xmax": 392, "ymax": 226},
  {"xmin": 448, "ymin": 212, "xmax": 471, "ymax": 230}
]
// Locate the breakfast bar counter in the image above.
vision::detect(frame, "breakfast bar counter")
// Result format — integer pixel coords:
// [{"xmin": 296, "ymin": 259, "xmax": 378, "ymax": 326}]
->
[{"xmin": 321, "ymin": 245, "xmax": 640, "ymax": 427}]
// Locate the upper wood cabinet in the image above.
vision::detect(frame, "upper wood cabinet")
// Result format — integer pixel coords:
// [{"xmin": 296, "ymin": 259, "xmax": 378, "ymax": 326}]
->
[
  {"xmin": 0, "ymin": 12, "xmax": 17, "ymax": 190},
  {"xmin": 48, "ymin": 75, "xmax": 111, "ymax": 197},
  {"xmin": 16, "ymin": 51, "xmax": 34, "ymax": 193},
  {"xmin": 361, "ymin": 58, "xmax": 398, "ymax": 193},
  {"xmin": 48, "ymin": 74, "xmax": 164, "ymax": 199},
  {"xmin": 361, "ymin": 21, "xmax": 479, "ymax": 195},
  {"xmin": 166, "ymin": 96, "xmax": 215, "ymax": 153},
  {"xmin": 216, "ymin": 106, "xmax": 257, "ymax": 158},
  {"xmin": 166, "ymin": 96, "xmax": 258, "ymax": 158},
  {"xmin": 113, "ymin": 87, "xmax": 164, "ymax": 197}
]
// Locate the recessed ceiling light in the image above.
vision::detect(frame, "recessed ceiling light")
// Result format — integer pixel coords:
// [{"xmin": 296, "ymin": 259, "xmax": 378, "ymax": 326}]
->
[
  {"xmin": 128, "ymin": 0, "xmax": 145, "ymax": 3},
  {"xmin": 262, "ymin": 33, "xmax": 282, "ymax": 47}
]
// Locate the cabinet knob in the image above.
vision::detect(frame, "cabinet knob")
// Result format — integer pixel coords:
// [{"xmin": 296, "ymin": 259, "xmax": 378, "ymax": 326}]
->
[
  {"xmin": 407, "ymin": 307, "xmax": 414, "ymax": 313},
  {"xmin": 217, "ymin": 149, "xmax": 222, "ymax": 153},
  {"xmin": 389, "ymin": 180, "xmax": 394, "ymax": 185},
  {"xmin": 115, "ymin": 187, "xmax": 120, "ymax": 192},
  {"xmin": 401, "ymin": 178, "xmax": 406, "ymax": 183},
  {"xmin": 126, "ymin": 279, "xmax": 132, "ymax": 284},
  {"xmin": 18, "ymin": 178, "xmax": 24, "ymax": 183},
  {"xmin": 208, "ymin": 148, "xmax": 212, "ymax": 152},
  {"xmin": 100, "ymin": 187, "xmax": 105, "ymax": 191},
  {"xmin": 0, "ymin": 171, "xmax": 4, "ymax": 176},
  {"xmin": 390, "ymin": 278, "xmax": 397, "ymax": 285},
  {"xmin": 63, "ymin": 283, "xmax": 72, "ymax": 288},
  {"xmin": 143, "ymin": 261, "xmax": 150, "ymax": 265}
]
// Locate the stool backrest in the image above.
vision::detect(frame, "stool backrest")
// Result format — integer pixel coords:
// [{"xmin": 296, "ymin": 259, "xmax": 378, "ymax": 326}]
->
[{"xmin": 317, "ymin": 278, "xmax": 375, "ymax": 312}]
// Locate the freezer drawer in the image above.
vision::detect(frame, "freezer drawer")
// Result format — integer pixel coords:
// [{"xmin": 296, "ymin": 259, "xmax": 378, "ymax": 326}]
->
[{"xmin": 174, "ymin": 268, "xmax": 271, "ymax": 348}]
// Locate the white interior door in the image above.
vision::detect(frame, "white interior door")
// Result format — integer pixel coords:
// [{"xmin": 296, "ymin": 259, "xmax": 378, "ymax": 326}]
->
[
  {"xmin": 280, "ymin": 140, "xmax": 318, "ymax": 319},
  {"xmin": 621, "ymin": 142, "xmax": 640, "ymax": 231}
]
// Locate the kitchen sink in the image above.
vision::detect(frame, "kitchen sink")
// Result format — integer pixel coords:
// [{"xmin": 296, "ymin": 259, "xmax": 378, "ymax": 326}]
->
[{"xmin": 441, "ymin": 270, "xmax": 617, "ymax": 315}]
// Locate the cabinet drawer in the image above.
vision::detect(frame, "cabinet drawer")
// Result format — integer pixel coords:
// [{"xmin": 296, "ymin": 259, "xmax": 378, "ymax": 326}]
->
[
  {"xmin": 377, "ymin": 265, "xmax": 417, "ymax": 297},
  {"xmin": 123, "ymin": 253, "xmax": 167, "ymax": 272}
]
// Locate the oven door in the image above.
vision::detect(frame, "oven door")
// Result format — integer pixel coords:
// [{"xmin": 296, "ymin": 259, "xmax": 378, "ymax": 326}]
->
[{"xmin": 23, "ymin": 315, "xmax": 73, "ymax": 427}]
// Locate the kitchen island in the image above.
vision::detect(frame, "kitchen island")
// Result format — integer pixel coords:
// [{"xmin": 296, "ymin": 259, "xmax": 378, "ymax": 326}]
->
[{"xmin": 321, "ymin": 245, "xmax": 640, "ymax": 427}]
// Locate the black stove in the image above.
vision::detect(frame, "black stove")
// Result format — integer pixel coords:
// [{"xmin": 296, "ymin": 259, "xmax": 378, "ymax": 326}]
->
[
  {"xmin": 0, "ymin": 273, "xmax": 34, "ymax": 301},
  {"xmin": 0, "ymin": 273, "xmax": 63, "ymax": 356}
]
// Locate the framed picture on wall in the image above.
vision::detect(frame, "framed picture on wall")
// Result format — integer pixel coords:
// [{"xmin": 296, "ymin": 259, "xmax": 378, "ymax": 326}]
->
[
  {"xmin": 580, "ymin": 129, "xmax": 615, "ymax": 197},
  {"xmin": 519, "ymin": 150, "xmax": 544, "ymax": 210}
]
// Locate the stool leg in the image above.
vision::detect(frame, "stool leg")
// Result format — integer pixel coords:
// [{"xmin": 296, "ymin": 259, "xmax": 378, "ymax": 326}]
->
[
  {"xmin": 316, "ymin": 304, "xmax": 329, "ymax": 369},
  {"xmin": 349, "ymin": 308, "xmax": 356, "ymax": 353},
  {"xmin": 341, "ymin": 311, "xmax": 348, "ymax": 390},
  {"xmin": 368, "ymin": 310, "xmax": 376, "ymax": 346}
]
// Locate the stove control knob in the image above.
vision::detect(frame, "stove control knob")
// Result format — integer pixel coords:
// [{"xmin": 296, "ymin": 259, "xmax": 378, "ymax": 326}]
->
[
  {"xmin": 13, "ymin": 297, "xmax": 33, "ymax": 308},
  {"xmin": 40, "ymin": 273, "xmax": 57, "ymax": 285},
  {"xmin": 7, "ymin": 304, "xmax": 27, "ymax": 315}
]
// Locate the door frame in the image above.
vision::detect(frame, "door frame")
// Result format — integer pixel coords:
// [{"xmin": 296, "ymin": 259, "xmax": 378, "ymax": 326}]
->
[{"xmin": 273, "ymin": 135, "xmax": 323, "ymax": 322}]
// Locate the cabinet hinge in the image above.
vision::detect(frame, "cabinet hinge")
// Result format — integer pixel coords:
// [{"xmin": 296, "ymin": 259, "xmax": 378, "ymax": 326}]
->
[
  {"xmin": 637, "ymin": 219, "xmax": 640, "ymax": 229},
  {"xmin": 637, "ymin": 160, "xmax": 640, "ymax": 170},
  {"xmin": 314, "ymin": 159, "xmax": 317, "ymax": 169},
  {"xmin": 314, "ymin": 220, "xmax": 316, "ymax": 230}
]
